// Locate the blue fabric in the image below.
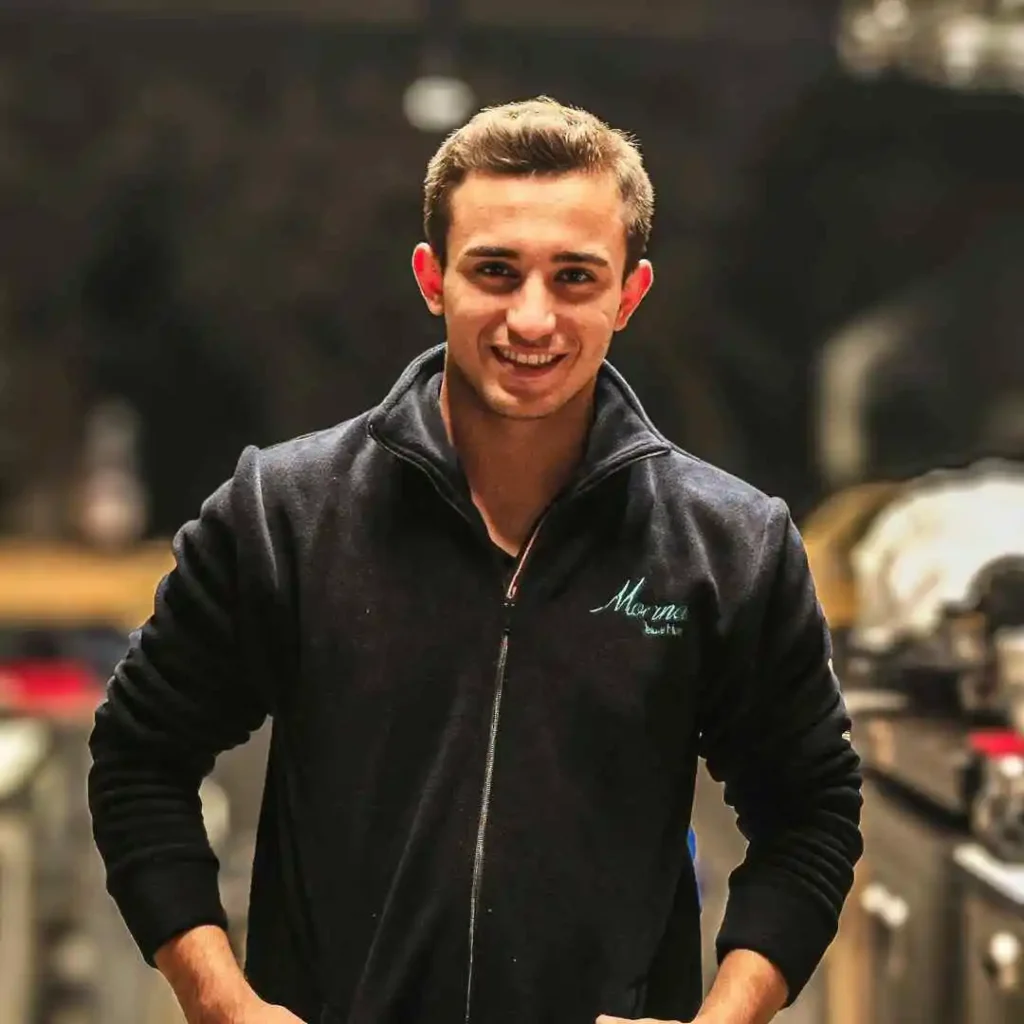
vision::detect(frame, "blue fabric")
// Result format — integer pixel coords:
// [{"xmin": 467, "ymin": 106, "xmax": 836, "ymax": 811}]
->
[{"xmin": 688, "ymin": 828, "xmax": 702, "ymax": 910}]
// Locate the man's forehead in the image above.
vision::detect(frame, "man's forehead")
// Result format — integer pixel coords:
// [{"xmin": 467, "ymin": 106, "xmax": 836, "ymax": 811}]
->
[
  {"xmin": 452, "ymin": 169, "xmax": 622, "ymax": 214},
  {"xmin": 448, "ymin": 171, "xmax": 627, "ymax": 258}
]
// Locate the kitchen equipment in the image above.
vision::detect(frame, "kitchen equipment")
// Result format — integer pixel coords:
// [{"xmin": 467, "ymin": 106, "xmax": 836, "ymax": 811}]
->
[
  {"xmin": 848, "ymin": 461, "xmax": 1024, "ymax": 719},
  {"xmin": 858, "ymin": 711, "xmax": 978, "ymax": 818},
  {"xmin": 956, "ymin": 843, "xmax": 1024, "ymax": 1023},
  {"xmin": 970, "ymin": 732, "xmax": 1024, "ymax": 865},
  {"xmin": 860, "ymin": 776, "xmax": 965, "ymax": 1024},
  {"xmin": 852, "ymin": 461, "xmax": 1024, "ymax": 653},
  {"xmin": 0, "ymin": 716, "xmax": 53, "ymax": 1024},
  {"xmin": 996, "ymin": 628, "xmax": 1024, "ymax": 737}
]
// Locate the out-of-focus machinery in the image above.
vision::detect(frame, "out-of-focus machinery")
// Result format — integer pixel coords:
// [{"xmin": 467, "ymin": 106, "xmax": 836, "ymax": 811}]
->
[
  {"xmin": 847, "ymin": 461, "xmax": 1024, "ymax": 859},
  {"xmin": 0, "ymin": 541, "xmax": 266, "ymax": 1024},
  {"xmin": 802, "ymin": 481, "xmax": 902, "ymax": 1024},
  {"xmin": 0, "ymin": 716, "xmax": 50, "ymax": 1024},
  {"xmin": 807, "ymin": 461, "xmax": 1024, "ymax": 1024}
]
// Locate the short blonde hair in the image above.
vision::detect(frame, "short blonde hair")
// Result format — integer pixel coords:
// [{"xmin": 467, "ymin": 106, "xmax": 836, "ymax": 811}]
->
[{"xmin": 423, "ymin": 96, "xmax": 655, "ymax": 273}]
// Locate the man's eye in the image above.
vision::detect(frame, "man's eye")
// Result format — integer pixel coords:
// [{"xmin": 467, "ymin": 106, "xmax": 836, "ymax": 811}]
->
[
  {"xmin": 556, "ymin": 267, "xmax": 595, "ymax": 284},
  {"xmin": 476, "ymin": 262, "xmax": 516, "ymax": 278}
]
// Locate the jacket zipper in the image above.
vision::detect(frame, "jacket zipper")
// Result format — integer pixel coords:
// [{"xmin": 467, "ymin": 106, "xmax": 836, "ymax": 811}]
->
[
  {"xmin": 464, "ymin": 518, "xmax": 548, "ymax": 1024},
  {"xmin": 367, "ymin": 422, "xmax": 669, "ymax": 1021}
]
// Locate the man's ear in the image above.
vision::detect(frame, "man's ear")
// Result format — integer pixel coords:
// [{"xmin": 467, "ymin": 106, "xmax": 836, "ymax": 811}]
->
[
  {"xmin": 412, "ymin": 242, "xmax": 445, "ymax": 316},
  {"xmin": 614, "ymin": 259, "xmax": 654, "ymax": 331}
]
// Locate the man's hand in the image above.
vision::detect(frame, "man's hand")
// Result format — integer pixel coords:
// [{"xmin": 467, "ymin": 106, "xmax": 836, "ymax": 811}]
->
[
  {"xmin": 155, "ymin": 925, "xmax": 308, "ymax": 1024},
  {"xmin": 218, "ymin": 997, "xmax": 306, "ymax": 1023},
  {"xmin": 596, "ymin": 1017, "xmax": 681, "ymax": 1024},
  {"xmin": 596, "ymin": 949, "xmax": 788, "ymax": 1024},
  {"xmin": 596, "ymin": 1017, "xmax": 714, "ymax": 1024},
  {"xmin": 176, "ymin": 986, "xmax": 307, "ymax": 1024}
]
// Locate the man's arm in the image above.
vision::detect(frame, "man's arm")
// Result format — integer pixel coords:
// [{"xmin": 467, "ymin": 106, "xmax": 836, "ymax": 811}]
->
[
  {"xmin": 154, "ymin": 926, "xmax": 303, "ymax": 1023},
  {"xmin": 600, "ymin": 500, "xmax": 861, "ymax": 1024},
  {"xmin": 689, "ymin": 949, "xmax": 787, "ymax": 1023},
  {"xmin": 89, "ymin": 447, "xmax": 285, "ymax": 1021},
  {"xmin": 697, "ymin": 498, "xmax": 863, "ymax": 1018},
  {"xmin": 597, "ymin": 949, "xmax": 786, "ymax": 1024}
]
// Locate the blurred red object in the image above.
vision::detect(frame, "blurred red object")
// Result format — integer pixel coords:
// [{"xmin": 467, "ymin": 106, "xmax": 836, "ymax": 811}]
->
[
  {"xmin": 0, "ymin": 659, "xmax": 102, "ymax": 721},
  {"xmin": 970, "ymin": 730, "xmax": 1024, "ymax": 759}
]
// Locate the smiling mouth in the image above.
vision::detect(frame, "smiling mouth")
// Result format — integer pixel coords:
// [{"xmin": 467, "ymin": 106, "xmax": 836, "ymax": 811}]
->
[{"xmin": 493, "ymin": 347, "xmax": 566, "ymax": 368}]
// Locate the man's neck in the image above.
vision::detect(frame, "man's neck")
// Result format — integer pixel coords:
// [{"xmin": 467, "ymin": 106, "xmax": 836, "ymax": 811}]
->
[{"xmin": 440, "ymin": 372, "xmax": 593, "ymax": 556}]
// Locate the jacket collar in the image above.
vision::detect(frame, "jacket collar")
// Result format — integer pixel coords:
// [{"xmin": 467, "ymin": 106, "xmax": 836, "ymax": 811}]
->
[{"xmin": 367, "ymin": 344, "xmax": 671, "ymax": 499}]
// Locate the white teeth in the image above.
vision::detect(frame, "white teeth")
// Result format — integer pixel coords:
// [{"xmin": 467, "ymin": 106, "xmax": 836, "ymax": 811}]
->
[{"xmin": 496, "ymin": 349, "xmax": 560, "ymax": 367}]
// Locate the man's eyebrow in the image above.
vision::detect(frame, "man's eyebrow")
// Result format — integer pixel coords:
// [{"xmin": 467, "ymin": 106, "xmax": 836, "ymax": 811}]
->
[
  {"xmin": 463, "ymin": 246, "xmax": 519, "ymax": 259},
  {"xmin": 462, "ymin": 245, "xmax": 609, "ymax": 268},
  {"xmin": 553, "ymin": 250, "xmax": 610, "ymax": 268}
]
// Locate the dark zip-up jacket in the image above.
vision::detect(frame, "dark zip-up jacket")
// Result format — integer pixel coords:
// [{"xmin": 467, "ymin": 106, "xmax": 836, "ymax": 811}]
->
[{"xmin": 89, "ymin": 346, "xmax": 862, "ymax": 1024}]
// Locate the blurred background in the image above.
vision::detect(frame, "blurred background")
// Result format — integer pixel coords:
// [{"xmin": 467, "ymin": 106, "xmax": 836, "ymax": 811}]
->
[{"xmin": 2, "ymin": 0, "xmax": 1024, "ymax": 1022}]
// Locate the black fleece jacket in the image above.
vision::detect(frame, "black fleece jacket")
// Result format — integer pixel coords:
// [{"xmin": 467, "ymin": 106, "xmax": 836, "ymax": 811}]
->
[{"xmin": 89, "ymin": 346, "xmax": 862, "ymax": 1024}]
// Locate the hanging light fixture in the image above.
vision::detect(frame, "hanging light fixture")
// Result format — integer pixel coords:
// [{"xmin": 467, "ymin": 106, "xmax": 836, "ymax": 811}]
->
[
  {"xmin": 404, "ymin": 0, "xmax": 476, "ymax": 133},
  {"xmin": 838, "ymin": 0, "xmax": 1024, "ymax": 94},
  {"xmin": 838, "ymin": 0, "xmax": 915, "ymax": 77},
  {"xmin": 403, "ymin": 75, "xmax": 475, "ymax": 134}
]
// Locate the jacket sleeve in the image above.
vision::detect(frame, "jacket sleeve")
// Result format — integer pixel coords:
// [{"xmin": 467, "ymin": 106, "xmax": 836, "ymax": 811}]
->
[
  {"xmin": 88, "ymin": 446, "xmax": 278, "ymax": 964},
  {"xmin": 698, "ymin": 497, "xmax": 863, "ymax": 1004}
]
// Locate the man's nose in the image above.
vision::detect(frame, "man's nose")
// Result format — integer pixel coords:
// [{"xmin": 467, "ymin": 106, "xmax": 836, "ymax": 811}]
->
[{"xmin": 506, "ymin": 275, "xmax": 556, "ymax": 341}]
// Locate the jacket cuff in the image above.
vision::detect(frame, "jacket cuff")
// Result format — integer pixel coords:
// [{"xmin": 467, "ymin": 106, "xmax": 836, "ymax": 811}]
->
[
  {"xmin": 107, "ymin": 858, "xmax": 228, "ymax": 965},
  {"xmin": 715, "ymin": 879, "xmax": 836, "ymax": 1005}
]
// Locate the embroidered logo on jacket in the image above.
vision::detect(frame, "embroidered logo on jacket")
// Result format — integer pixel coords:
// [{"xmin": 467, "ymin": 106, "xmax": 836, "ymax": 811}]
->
[{"xmin": 590, "ymin": 578, "xmax": 688, "ymax": 636}]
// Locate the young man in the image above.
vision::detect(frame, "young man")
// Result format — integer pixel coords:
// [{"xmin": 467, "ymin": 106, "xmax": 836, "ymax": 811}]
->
[{"xmin": 89, "ymin": 98, "xmax": 862, "ymax": 1024}]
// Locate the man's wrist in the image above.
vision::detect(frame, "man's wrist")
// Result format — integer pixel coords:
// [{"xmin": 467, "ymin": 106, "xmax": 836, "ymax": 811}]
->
[
  {"xmin": 694, "ymin": 948, "xmax": 788, "ymax": 1024},
  {"xmin": 192, "ymin": 983, "xmax": 264, "ymax": 1024},
  {"xmin": 154, "ymin": 925, "xmax": 260, "ymax": 1024}
]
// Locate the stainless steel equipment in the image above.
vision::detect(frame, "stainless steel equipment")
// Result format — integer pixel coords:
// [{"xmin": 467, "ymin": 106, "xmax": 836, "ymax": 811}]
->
[
  {"xmin": 848, "ymin": 460, "xmax": 1024, "ymax": 719},
  {"xmin": 956, "ymin": 843, "xmax": 1024, "ymax": 1022},
  {"xmin": 997, "ymin": 628, "xmax": 1024, "ymax": 737},
  {"xmin": 0, "ymin": 716, "xmax": 52, "ymax": 1024}
]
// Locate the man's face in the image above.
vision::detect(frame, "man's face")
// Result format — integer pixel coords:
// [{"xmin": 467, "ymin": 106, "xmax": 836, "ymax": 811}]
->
[{"xmin": 413, "ymin": 170, "xmax": 653, "ymax": 421}]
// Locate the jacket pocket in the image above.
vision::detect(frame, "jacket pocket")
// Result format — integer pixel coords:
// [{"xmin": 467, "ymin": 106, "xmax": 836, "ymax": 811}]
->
[{"xmin": 631, "ymin": 974, "xmax": 649, "ymax": 1016}]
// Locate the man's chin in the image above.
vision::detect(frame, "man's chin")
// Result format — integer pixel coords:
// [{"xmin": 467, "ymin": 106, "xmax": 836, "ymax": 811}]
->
[
  {"xmin": 479, "ymin": 383, "xmax": 569, "ymax": 421},
  {"xmin": 485, "ymin": 400, "xmax": 560, "ymax": 422},
  {"xmin": 480, "ymin": 369, "xmax": 605, "ymax": 423}
]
